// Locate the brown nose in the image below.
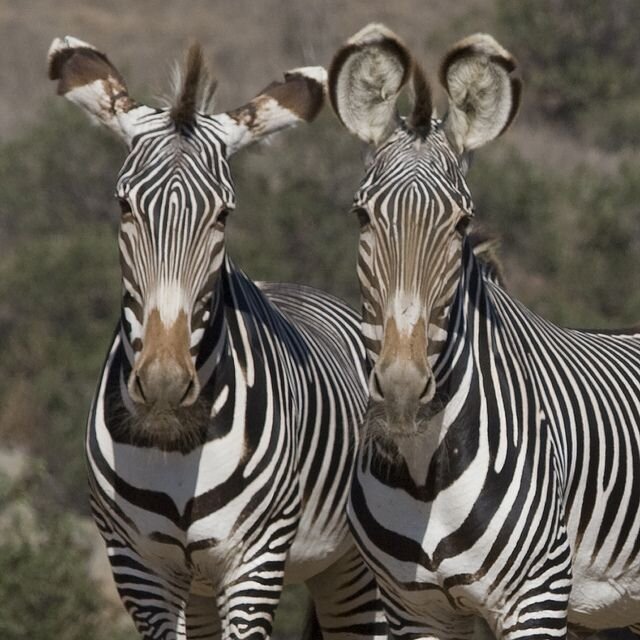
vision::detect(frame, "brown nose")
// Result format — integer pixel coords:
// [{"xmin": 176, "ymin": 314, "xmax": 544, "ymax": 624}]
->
[
  {"xmin": 370, "ymin": 314, "xmax": 434, "ymax": 416},
  {"xmin": 130, "ymin": 357, "xmax": 199, "ymax": 407},
  {"xmin": 369, "ymin": 363, "xmax": 435, "ymax": 405},
  {"xmin": 127, "ymin": 309, "xmax": 200, "ymax": 408}
]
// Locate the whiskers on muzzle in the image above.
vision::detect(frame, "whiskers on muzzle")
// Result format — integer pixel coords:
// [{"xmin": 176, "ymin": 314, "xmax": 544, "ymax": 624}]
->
[
  {"xmin": 363, "ymin": 392, "xmax": 447, "ymax": 444},
  {"xmin": 361, "ymin": 392, "xmax": 448, "ymax": 469},
  {"xmin": 110, "ymin": 394, "xmax": 211, "ymax": 453}
]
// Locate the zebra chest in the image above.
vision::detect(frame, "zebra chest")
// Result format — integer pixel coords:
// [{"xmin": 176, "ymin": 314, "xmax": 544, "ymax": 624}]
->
[
  {"xmin": 89, "ymin": 412, "xmax": 300, "ymax": 556},
  {"xmin": 349, "ymin": 435, "xmax": 504, "ymax": 617}
]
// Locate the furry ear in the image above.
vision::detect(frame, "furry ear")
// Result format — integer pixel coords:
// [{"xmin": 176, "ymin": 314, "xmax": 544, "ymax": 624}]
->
[
  {"xmin": 216, "ymin": 66, "xmax": 326, "ymax": 155},
  {"xmin": 328, "ymin": 23, "xmax": 412, "ymax": 146},
  {"xmin": 48, "ymin": 36, "xmax": 154, "ymax": 144},
  {"xmin": 439, "ymin": 33, "xmax": 521, "ymax": 154}
]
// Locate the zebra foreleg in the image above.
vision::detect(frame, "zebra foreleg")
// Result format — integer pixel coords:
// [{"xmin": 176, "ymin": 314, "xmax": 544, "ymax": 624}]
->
[
  {"xmin": 483, "ymin": 574, "xmax": 571, "ymax": 640},
  {"xmin": 107, "ymin": 544, "xmax": 192, "ymax": 639},
  {"xmin": 215, "ymin": 564, "xmax": 286, "ymax": 640},
  {"xmin": 305, "ymin": 545, "xmax": 388, "ymax": 639}
]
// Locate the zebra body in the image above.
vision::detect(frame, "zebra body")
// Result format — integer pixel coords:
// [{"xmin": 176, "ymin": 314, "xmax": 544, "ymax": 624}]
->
[
  {"xmin": 329, "ymin": 24, "xmax": 640, "ymax": 638},
  {"xmin": 50, "ymin": 37, "xmax": 385, "ymax": 639},
  {"xmin": 89, "ymin": 265, "xmax": 372, "ymax": 628},
  {"xmin": 352, "ymin": 243, "xmax": 640, "ymax": 635}
]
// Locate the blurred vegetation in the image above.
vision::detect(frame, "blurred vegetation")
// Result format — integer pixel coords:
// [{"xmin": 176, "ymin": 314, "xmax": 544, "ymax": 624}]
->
[
  {"xmin": 0, "ymin": 1, "xmax": 638, "ymax": 637},
  {"xmin": 0, "ymin": 465, "xmax": 135, "ymax": 640},
  {"xmin": 496, "ymin": 0, "xmax": 640, "ymax": 149}
]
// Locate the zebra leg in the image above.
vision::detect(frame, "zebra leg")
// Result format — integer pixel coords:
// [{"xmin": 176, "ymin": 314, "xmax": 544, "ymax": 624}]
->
[
  {"xmin": 215, "ymin": 564, "xmax": 286, "ymax": 640},
  {"xmin": 484, "ymin": 571, "xmax": 571, "ymax": 640},
  {"xmin": 381, "ymin": 594, "xmax": 477, "ymax": 640},
  {"xmin": 305, "ymin": 545, "xmax": 388, "ymax": 639},
  {"xmin": 185, "ymin": 592, "xmax": 221, "ymax": 639},
  {"xmin": 106, "ymin": 540, "xmax": 192, "ymax": 639}
]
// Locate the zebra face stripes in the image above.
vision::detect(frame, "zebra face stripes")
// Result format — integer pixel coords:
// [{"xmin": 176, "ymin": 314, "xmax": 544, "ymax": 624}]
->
[
  {"xmin": 330, "ymin": 25, "xmax": 519, "ymax": 436},
  {"xmin": 353, "ymin": 126, "xmax": 473, "ymax": 432},
  {"xmin": 116, "ymin": 113, "xmax": 233, "ymax": 408}
]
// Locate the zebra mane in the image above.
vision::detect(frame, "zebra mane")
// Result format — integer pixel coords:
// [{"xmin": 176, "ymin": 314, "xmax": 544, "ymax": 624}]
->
[
  {"xmin": 169, "ymin": 43, "xmax": 217, "ymax": 127},
  {"xmin": 408, "ymin": 61, "xmax": 432, "ymax": 138},
  {"xmin": 468, "ymin": 231, "xmax": 506, "ymax": 287}
]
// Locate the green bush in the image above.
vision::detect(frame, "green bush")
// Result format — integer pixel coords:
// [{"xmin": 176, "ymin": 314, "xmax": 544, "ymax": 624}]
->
[
  {"xmin": 0, "ymin": 106, "xmax": 122, "ymax": 511},
  {"xmin": 229, "ymin": 112, "xmax": 362, "ymax": 306},
  {"xmin": 0, "ymin": 466, "xmax": 135, "ymax": 640},
  {"xmin": 496, "ymin": 0, "xmax": 640, "ymax": 149},
  {"xmin": 469, "ymin": 146, "xmax": 640, "ymax": 328}
]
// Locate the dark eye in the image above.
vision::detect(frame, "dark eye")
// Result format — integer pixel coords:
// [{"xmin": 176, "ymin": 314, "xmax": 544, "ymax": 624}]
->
[
  {"xmin": 118, "ymin": 197, "xmax": 132, "ymax": 215},
  {"xmin": 455, "ymin": 214, "xmax": 472, "ymax": 235},
  {"xmin": 217, "ymin": 209, "xmax": 230, "ymax": 226},
  {"xmin": 353, "ymin": 207, "xmax": 371, "ymax": 228}
]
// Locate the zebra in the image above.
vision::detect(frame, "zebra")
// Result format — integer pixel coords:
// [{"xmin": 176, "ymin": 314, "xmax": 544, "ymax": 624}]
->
[
  {"xmin": 48, "ymin": 36, "xmax": 388, "ymax": 640},
  {"xmin": 327, "ymin": 23, "xmax": 640, "ymax": 639}
]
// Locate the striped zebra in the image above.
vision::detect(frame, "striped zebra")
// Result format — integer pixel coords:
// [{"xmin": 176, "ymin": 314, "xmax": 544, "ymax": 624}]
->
[
  {"xmin": 48, "ymin": 36, "xmax": 387, "ymax": 640},
  {"xmin": 328, "ymin": 24, "xmax": 640, "ymax": 639}
]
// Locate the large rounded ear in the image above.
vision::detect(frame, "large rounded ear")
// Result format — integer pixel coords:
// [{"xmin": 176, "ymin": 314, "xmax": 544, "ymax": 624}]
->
[
  {"xmin": 439, "ymin": 34, "xmax": 521, "ymax": 154},
  {"xmin": 48, "ymin": 36, "xmax": 154, "ymax": 145},
  {"xmin": 215, "ymin": 66, "xmax": 326, "ymax": 155},
  {"xmin": 328, "ymin": 23, "xmax": 413, "ymax": 146}
]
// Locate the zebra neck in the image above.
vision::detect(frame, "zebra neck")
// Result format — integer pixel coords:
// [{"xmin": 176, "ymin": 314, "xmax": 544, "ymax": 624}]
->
[
  {"xmin": 199, "ymin": 255, "xmax": 279, "ymax": 391},
  {"xmin": 432, "ymin": 238, "xmax": 489, "ymax": 387},
  {"xmin": 192, "ymin": 257, "xmax": 234, "ymax": 389}
]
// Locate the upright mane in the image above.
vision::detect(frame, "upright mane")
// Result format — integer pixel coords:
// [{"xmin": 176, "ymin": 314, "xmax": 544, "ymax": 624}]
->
[
  {"xmin": 169, "ymin": 42, "xmax": 217, "ymax": 128},
  {"xmin": 468, "ymin": 230, "xmax": 506, "ymax": 287}
]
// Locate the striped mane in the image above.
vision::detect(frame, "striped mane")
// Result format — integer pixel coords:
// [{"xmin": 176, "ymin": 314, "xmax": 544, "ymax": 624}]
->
[{"xmin": 169, "ymin": 43, "xmax": 217, "ymax": 128}]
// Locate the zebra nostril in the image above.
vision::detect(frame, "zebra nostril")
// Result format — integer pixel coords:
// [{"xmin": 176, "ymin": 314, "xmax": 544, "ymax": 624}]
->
[
  {"xmin": 135, "ymin": 375, "xmax": 147, "ymax": 403},
  {"xmin": 419, "ymin": 375, "xmax": 436, "ymax": 403},
  {"xmin": 180, "ymin": 380, "xmax": 194, "ymax": 405},
  {"xmin": 179, "ymin": 378, "xmax": 198, "ymax": 406}
]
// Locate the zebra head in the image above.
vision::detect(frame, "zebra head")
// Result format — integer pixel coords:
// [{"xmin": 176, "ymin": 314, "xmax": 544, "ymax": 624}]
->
[
  {"xmin": 329, "ymin": 25, "xmax": 520, "ymax": 433},
  {"xmin": 49, "ymin": 37, "xmax": 325, "ymax": 410}
]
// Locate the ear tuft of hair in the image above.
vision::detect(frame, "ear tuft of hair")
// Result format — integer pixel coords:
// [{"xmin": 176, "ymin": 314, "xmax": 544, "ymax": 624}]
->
[
  {"xmin": 170, "ymin": 42, "xmax": 215, "ymax": 128},
  {"xmin": 439, "ymin": 35, "xmax": 517, "ymax": 88},
  {"xmin": 328, "ymin": 23, "xmax": 413, "ymax": 146}
]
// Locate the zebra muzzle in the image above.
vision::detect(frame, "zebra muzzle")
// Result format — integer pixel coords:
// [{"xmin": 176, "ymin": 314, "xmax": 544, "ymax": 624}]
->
[
  {"xmin": 371, "ymin": 314, "xmax": 434, "ymax": 409},
  {"xmin": 128, "ymin": 357, "xmax": 200, "ymax": 408},
  {"xmin": 127, "ymin": 309, "xmax": 200, "ymax": 408}
]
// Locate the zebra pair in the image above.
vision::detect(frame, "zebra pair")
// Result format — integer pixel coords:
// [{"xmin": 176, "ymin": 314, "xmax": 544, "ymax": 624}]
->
[
  {"xmin": 49, "ymin": 37, "xmax": 386, "ymax": 639},
  {"xmin": 50, "ymin": 23, "xmax": 640, "ymax": 640}
]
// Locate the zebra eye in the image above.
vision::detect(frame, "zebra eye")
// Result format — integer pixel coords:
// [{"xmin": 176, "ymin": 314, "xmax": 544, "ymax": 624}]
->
[
  {"xmin": 217, "ymin": 209, "xmax": 230, "ymax": 226},
  {"xmin": 118, "ymin": 197, "xmax": 132, "ymax": 215},
  {"xmin": 353, "ymin": 207, "xmax": 371, "ymax": 228},
  {"xmin": 455, "ymin": 214, "xmax": 472, "ymax": 235}
]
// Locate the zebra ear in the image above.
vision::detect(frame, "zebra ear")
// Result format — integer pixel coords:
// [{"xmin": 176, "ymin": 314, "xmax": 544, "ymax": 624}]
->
[
  {"xmin": 48, "ymin": 36, "xmax": 152, "ymax": 145},
  {"xmin": 219, "ymin": 66, "xmax": 326, "ymax": 155},
  {"xmin": 440, "ymin": 34, "xmax": 521, "ymax": 154},
  {"xmin": 329, "ymin": 23, "xmax": 412, "ymax": 146}
]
